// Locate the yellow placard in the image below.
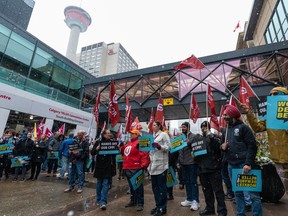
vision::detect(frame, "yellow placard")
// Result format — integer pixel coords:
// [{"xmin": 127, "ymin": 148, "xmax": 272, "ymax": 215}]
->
[{"xmin": 163, "ymin": 98, "xmax": 174, "ymax": 106}]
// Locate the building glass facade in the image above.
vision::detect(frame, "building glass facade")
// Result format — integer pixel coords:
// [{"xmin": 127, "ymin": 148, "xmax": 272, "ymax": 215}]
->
[
  {"xmin": 265, "ymin": 0, "xmax": 288, "ymax": 43},
  {"xmin": 0, "ymin": 16, "xmax": 95, "ymax": 108}
]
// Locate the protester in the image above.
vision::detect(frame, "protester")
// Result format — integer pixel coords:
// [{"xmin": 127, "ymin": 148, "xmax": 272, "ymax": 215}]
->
[
  {"xmin": 221, "ymin": 104, "xmax": 262, "ymax": 216},
  {"xmin": 121, "ymin": 129, "xmax": 150, "ymax": 212},
  {"xmin": 0, "ymin": 129, "xmax": 17, "ymax": 180},
  {"xmin": 240, "ymin": 86, "xmax": 288, "ymax": 193},
  {"xmin": 148, "ymin": 121, "xmax": 170, "ymax": 216},
  {"xmin": 58, "ymin": 133, "xmax": 74, "ymax": 180},
  {"xmin": 64, "ymin": 130, "xmax": 89, "ymax": 194},
  {"xmin": 91, "ymin": 129, "xmax": 116, "ymax": 210},
  {"xmin": 47, "ymin": 133, "xmax": 64, "ymax": 177},
  {"xmin": 178, "ymin": 122, "xmax": 200, "ymax": 211},
  {"xmin": 13, "ymin": 133, "xmax": 34, "ymax": 181},
  {"xmin": 194, "ymin": 121, "xmax": 227, "ymax": 216},
  {"xmin": 28, "ymin": 134, "xmax": 48, "ymax": 181}
]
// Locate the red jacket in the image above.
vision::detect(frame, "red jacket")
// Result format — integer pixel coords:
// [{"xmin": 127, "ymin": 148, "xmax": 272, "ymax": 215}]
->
[{"xmin": 121, "ymin": 137, "xmax": 150, "ymax": 170}]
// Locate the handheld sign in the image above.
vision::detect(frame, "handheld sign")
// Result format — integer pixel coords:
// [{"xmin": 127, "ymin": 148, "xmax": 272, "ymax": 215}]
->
[
  {"xmin": 0, "ymin": 144, "xmax": 13, "ymax": 155},
  {"xmin": 267, "ymin": 95, "xmax": 288, "ymax": 130},
  {"xmin": 129, "ymin": 169, "xmax": 145, "ymax": 190},
  {"xmin": 139, "ymin": 135, "xmax": 154, "ymax": 152},
  {"xmin": 166, "ymin": 166, "xmax": 179, "ymax": 188},
  {"xmin": 11, "ymin": 156, "xmax": 29, "ymax": 167},
  {"xmin": 99, "ymin": 141, "xmax": 120, "ymax": 155},
  {"xmin": 170, "ymin": 134, "xmax": 187, "ymax": 153},
  {"xmin": 86, "ymin": 158, "xmax": 92, "ymax": 169},
  {"xmin": 257, "ymin": 96, "xmax": 267, "ymax": 121},
  {"xmin": 232, "ymin": 169, "xmax": 262, "ymax": 192},
  {"xmin": 116, "ymin": 154, "xmax": 123, "ymax": 162},
  {"xmin": 47, "ymin": 152, "xmax": 59, "ymax": 159},
  {"xmin": 191, "ymin": 136, "xmax": 207, "ymax": 157}
]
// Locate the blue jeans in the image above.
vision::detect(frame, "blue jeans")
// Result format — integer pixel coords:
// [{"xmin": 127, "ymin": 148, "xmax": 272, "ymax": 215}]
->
[
  {"xmin": 68, "ymin": 160, "xmax": 84, "ymax": 189},
  {"xmin": 59, "ymin": 156, "xmax": 68, "ymax": 179},
  {"xmin": 228, "ymin": 164, "xmax": 262, "ymax": 216},
  {"xmin": 182, "ymin": 164, "xmax": 199, "ymax": 202},
  {"xmin": 96, "ymin": 178, "xmax": 109, "ymax": 205},
  {"xmin": 151, "ymin": 170, "xmax": 167, "ymax": 210}
]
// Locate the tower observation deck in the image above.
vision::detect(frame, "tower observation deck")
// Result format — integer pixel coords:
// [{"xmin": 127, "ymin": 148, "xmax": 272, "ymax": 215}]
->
[{"xmin": 64, "ymin": 6, "xmax": 92, "ymax": 62}]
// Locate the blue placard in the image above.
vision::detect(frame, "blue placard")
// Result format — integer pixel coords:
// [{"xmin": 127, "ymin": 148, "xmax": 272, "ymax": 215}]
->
[
  {"xmin": 129, "ymin": 169, "xmax": 145, "ymax": 191},
  {"xmin": 170, "ymin": 134, "xmax": 187, "ymax": 153},
  {"xmin": 266, "ymin": 95, "xmax": 288, "ymax": 130},
  {"xmin": 116, "ymin": 154, "xmax": 123, "ymax": 162},
  {"xmin": 0, "ymin": 144, "xmax": 13, "ymax": 155},
  {"xmin": 191, "ymin": 137, "xmax": 207, "ymax": 157},
  {"xmin": 138, "ymin": 135, "xmax": 154, "ymax": 152},
  {"xmin": 11, "ymin": 156, "xmax": 29, "ymax": 167},
  {"xmin": 47, "ymin": 152, "xmax": 59, "ymax": 159},
  {"xmin": 232, "ymin": 169, "xmax": 262, "ymax": 192},
  {"xmin": 99, "ymin": 141, "xmax": 120, "ymax": 155},
  {"xmin": 166, "ymin": 166, "xmax": 179, "ymax": 188},
  {"xmin": 86, "ymin": 158, "xmax": 92, "ymax": 169}
]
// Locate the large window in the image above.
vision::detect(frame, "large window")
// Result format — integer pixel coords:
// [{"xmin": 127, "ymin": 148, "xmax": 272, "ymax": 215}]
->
[{"xmin": 265, "ymin": 0, "xmax": 288, "ymax": 43}]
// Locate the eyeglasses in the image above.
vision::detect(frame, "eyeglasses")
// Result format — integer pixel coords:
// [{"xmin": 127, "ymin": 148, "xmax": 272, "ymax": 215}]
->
[{"xmin": 269, "ymin": 92, "xmax": 279, "ymax": 96}]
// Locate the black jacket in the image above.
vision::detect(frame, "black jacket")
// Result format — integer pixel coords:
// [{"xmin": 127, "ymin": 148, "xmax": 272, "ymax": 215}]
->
[
  {"xmin": 221, "ymin": 120, "xmax": 257, "ymax": 167},
  {"xmin": 14, "ymin": 138, "xmax": 34, "ymax": 157},
  {"xmin": 194, "ymin": 134, "xmax": 222, "ymax": 173},
  {"xmin": 91, "ymin": 138, "xmax": 116, "ymax": 179}
]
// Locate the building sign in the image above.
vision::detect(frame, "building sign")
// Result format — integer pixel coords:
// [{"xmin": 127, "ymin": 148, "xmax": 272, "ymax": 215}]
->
[{"xmin": 163, "ymin": 98, "xmax": 174, "ymax": 106}]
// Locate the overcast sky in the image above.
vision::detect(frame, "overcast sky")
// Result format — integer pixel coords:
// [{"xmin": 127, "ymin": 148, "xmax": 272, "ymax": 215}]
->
[{"xmin": 28, "ymin": 0, "xmax": 253, "ymax": 69}]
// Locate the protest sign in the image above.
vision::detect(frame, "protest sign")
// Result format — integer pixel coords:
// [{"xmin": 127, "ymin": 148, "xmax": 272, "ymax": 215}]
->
[
  {"xmin": 166, "ymin": 166, "xmax": 179, "ymax": 187},
  {"xmin": 232, "ymin": 169, "xmax": 262, "ymax": 192},
  {"xmin": 139, "ymin": 135, "xmax": 154, "ymax": 151},
  {"xmin": 129, "ymin": 169, "xmax": 145, "ymax": 190},
  {"xmin": 99, "ymin": 141, "xmax": 120, "ymax": 155},
  {"xmin": 191, "ymin": 136, "xmax": 207, "ymax": 156},
  {"xmin": 170, "ymin": 134, "xmax": 187, "ymax": 153}
]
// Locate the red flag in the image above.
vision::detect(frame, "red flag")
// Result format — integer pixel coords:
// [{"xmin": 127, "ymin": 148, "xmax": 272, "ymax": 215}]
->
[
  {"xmin": 131, "ymin": 117, "xmax": 143, "ymax": 130},
  {"xmin": 57, "ymin": 123, "xmax": 65, "ymax": 134},
  {"xmin": 229, "ymin": 95, "xmax": 237, "ymax": 107},
  {"xmin": 93, "ymin": 91, "xmax": 101, "ymax": 125},
  {"xmin": 233, "ymin": 21, "xmax": 240, "ymax": 32},
  {"xmin": 190, "ymin": 93, "xmax": 200, "ymax": 123},
  {"xmin": 116, "ymin": 124, "xmax": 123, "ymax": 141},
  {"xmin": 219, "ymin": 105, "xmax": 226, "ymax": 128},
  {"xmin": 124, "ymin": 94, "xmax": 133, "ymax": 133},
  {"xmin": 207, "ymin": 84, "xmax": 220, "ymax": 131},
  {"xmin": 108, "ymin": 80, "xmax": 120, "ymax": 127},
  {"xmin": 45, "ymin": 127, "xmax": 53, "ymax": 139},
  {"xmin": 148, "ymin": 108, "xmax": 154, "ymax": 134},
  {"xmin": 37, "ymin": 118, "xmax": 45, "ymax": 140},
  {"xmin": 155, "ymin": 96, "xmax": 164, "ymax": 123},
  {"xmin": 174, "ymin": 55, "xmax": 205, "ymax": 70},
  {"xmin": 239, "ymin": 77, "xmax": 257, "ymax": 106}
]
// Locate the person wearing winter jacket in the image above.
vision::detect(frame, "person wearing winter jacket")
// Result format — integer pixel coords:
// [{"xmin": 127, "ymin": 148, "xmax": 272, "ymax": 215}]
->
[
  {"xmin": 47, "ymin": 133, "xmax": 64, "ymax": 177},
  {"xmin": 90, "ymin": 129, "xmax": 116, "ymax": 210},
  {"xmin": 121, "ymin": 129, "xmax": 150, "ymax": 212}
]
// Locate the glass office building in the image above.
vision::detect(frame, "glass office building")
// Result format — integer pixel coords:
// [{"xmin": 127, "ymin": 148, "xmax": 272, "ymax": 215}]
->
[{"xmin": 0, "ymin": 15, "xmax": 95, "ymax": 109}]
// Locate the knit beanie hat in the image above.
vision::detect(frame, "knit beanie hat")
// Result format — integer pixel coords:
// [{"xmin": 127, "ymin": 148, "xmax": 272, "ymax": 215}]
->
[
  {"xmin": 271, "ymin": 87, "xmax": 288, "ymax": 95},
  {"xmin": 223, "ymin": 104, "xmax": 241, "ymax": 119}
]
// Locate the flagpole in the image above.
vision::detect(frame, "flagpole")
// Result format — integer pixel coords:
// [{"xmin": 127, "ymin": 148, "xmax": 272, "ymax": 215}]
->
[
  {"xmin": 206, "ymin": 84, "xmax": 209, "ymax": 123},
  {"xmin": 188, "ymin": 93, "xmax": 192, "ymax": 128}
]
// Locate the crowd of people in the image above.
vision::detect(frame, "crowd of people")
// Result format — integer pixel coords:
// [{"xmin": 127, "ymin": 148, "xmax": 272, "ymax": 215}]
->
[{"xmin": 1, "ymin": 86, "xmax": 287, "ymax": 216}]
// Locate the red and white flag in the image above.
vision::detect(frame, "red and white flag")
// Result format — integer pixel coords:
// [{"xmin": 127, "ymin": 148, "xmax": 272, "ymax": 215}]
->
[
  {"xmin": 239, "ymin": 76, "xmax": 258, "ymax": 106},
  {"xmin": 45, "ymin": 127, "xmax": 53, "ymax": 139},
  {"xmin": 108, "ymin": 80, "xmax": 120, "ymax": 127},
  {"xmin": 207, "ymin": 84, "xmax": 220, "ymax": 132},
  {"xmin": 233, "ymin": 21, "xmax": 240, "ymax": 32},
  {"xmin": 155, "ymin": 96, "xmax": 164, "ymax": 123},
  {"xmin": 57, "ymin": 123, "xmax": 65, "ymax": 134},
  {"xmin": 229, "ymin": 95, "xmax": 237, "ymax": 107},
  {"xmin": 116, "ymin": 124, "xmax": 123, "ymax": 141},
  {"xmin": 124, "ymin": 94, "xmax": 133, "ymax": 133},
  {"xmin": 162, "ymin": 118, "xmax": 167, "ymax": 130},
  {"xmin": 99, "ymin": 121, "xmax": 107, "ymax": 138},
  {"xmin": 93, "ymin": 91, "xmax": 101, "ymax": 125},
  {"xmin": 174, "ymin": 55, "xmax": 205, "ymax": 70},
  {"xmin": 148, "ymin": 108, "xmax": 154, "ymax": 134},
  {"xmin": 190, "ymin": 93, "xmax": 200, "ymax": 123},
  {"xmin": 131, "ymin": 117, "xmax": 143, "ymax": 130},
  {"xmin": 37, "ymin": 118, "xmax": 45, "ymax": 140}
]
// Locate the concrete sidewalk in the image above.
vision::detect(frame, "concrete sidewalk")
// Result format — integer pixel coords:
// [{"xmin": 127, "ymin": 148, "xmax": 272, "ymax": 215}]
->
[{"xmin": 0, "ymin": 171, "xmax": 288, "ymax": 216}]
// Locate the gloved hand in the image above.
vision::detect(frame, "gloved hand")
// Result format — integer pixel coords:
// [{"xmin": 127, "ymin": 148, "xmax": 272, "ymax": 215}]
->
[{"xmin": 152, "ymin": 142, "xmax": 161, "ymax": 150}]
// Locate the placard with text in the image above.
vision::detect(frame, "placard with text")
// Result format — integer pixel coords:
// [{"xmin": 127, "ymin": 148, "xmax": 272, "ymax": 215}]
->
[
  {"xmin": 0, "ymin": 144, "xmax": 13, "ymax": 155},
  {"xmin": 139, "ymin": 135, "xmax": 154, "ymax": 152},
  {"xmin": 170, "ymin": 134, "xmax": 187, "ymax": 153},
  {"xmin": 232, "ymin": 169, "xmax": 262, "ymax": 192},
  {"xmin": 129, "ymin": 169, "xmax": 145, "ymax": 190},
  {"xmin": 191, "ymin": 137, "xmax": 207, "ymax": 157},
  {"xmin": 99, "ymin": 141, "xmax": 120, "ymax": 155},
  {"xmin": 11, "ymin": 156, "xmax": 29, "ymax": 167}
]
